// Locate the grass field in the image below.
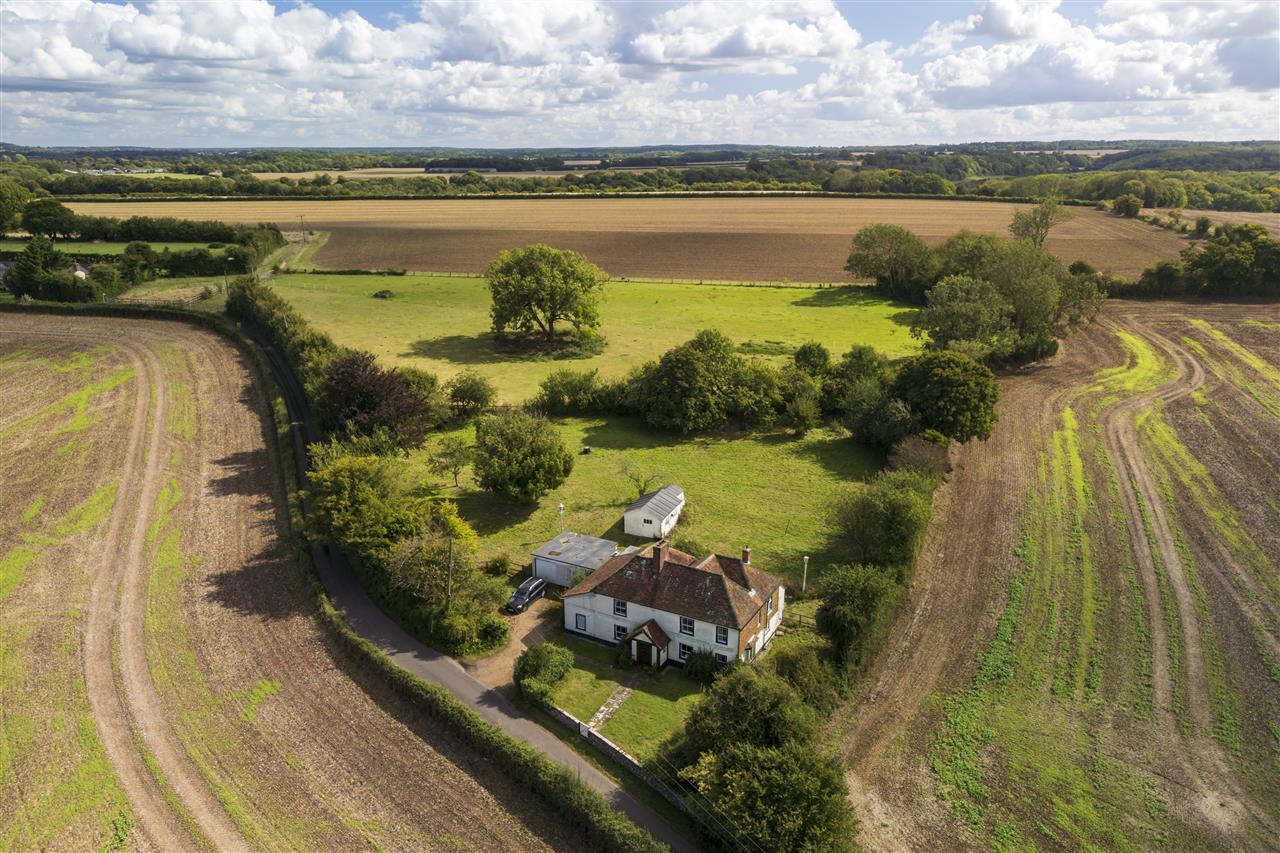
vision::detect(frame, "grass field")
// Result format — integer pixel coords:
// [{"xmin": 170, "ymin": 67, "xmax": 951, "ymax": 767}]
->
[
  {"xmin": 270, "ymin": 272, "xmax": 919, "ymax": 402},
  {"xmin": 0, "ymin": 240, "xmax": 220, "ymax": 255},
  {"xmin": 65, "ymin": 197, "xmax": 1187, "ymax": 280},
  {"xmin": 415, "ymin": 417, "xmax": 878, "ymax": 587}
]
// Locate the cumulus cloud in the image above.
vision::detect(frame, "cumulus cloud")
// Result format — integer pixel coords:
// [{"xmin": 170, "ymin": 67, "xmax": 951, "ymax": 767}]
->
[{"xmin": 0, "ymin": 0, "xmax": 1274, "ymax": 146}]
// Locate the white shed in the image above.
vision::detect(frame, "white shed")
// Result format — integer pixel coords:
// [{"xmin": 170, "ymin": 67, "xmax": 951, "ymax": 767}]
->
[
  {"xmin": 624, "ymin": 485, "xmax": 684, "ymax": 538},
  {"xmin": 531, "ymin": 532, "xmax": 620, "ymax": 587}
]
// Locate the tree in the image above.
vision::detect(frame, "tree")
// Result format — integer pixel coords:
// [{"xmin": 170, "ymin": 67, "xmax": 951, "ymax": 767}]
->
[
  {"xmin": 3, "ymin": 235, "xmax": 69, "ymax": 298},
  {"xmin": 317, "ymin": 351, "xmax": 439, "ymax": 449},
  {"xmin": 682, "ymin": 666, "xmax": 819, "ymax": 760},
  {"xmin": 635, "ymin": 330, "xmax": 741, "ymax": 433},
  {"xmin": 485, "ymin": 244, "xmax": 608, "ymax": 342},
  {"xmin": 792, "ymin": 341, "xmax": 831, "ymax": 376},
  {"xmin": 1112, "ymin": 194, "xmax": 1144, "ymax": 217},
  {"xmin": 728, "ymin": 360, "xmax": 782, "ymax": 430},
  {"xmin": 844, "ymin": 223, "xmax": 936, "ymax": 304},
  {"xmin": 891, "ymin": 351, "xmax": 999, "ymax": 442},
  {"xmin": 473, "ymin": 412, "xmax": 573, "ymax": 502},
  {"xmin": 618, "ymin": 457, "xmax": 663, "ymax": 500},
  {"xmin": 446, "ymin": 369, "xmax": 495, "ymax": 421},
  {"xmin": 1008, "ymin": 198, "xmax": 1073, "ymax": 247},
  {"xmin": 385, "ymin": 501, "xmax": 478, "ymax": 609},
  {"xmin": 680, "ymin": 743, "xmax": 857, "ymax": 853},
  {"xmin": 429, "ymin": 435, "xmax": 473, "ymax": 486},
  {"xmin": 399, "ymin": 366, "xmax": 451, "ymax": 426},
  {"xmin": 830, "ymin": 469, "xmax": 934, "ymax": 569},
  {"xmin": 21, "ymin": 198, "xmax": 76, "ymax": 238},
  {"xmin": 912, "ymin": 275, "xmax": 1016, "ymax": 361},
  {"xmin": 0, "ymin": 178, "xmax": 33, "ymax": 233},
  {"xmin": 816, "ymin": 563, "xmax": 902, "ymax": 669},
  {"xmin": 779, "ymin": 364, "xmax": 821, "ymax": 436},
  {"xmin": 934, "ymin": 230, "xmax": 1003, "ymax": 281},
  {"xmin": 305, "ymin": 451, "xmax": 419, "ymax": 562}
]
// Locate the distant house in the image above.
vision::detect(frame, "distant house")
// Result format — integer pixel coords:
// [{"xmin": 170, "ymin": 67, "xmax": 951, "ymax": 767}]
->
[
  {"xmin": 531, "ymin": 532, "xmax": 625, "ymax": 587},
  {"xmin": 563, "ymin": 540, "xmax": 785, "ymax": 667},
  {"xmin": 624, "ymin": 484, "xmax": 684, "ymax": 538}
]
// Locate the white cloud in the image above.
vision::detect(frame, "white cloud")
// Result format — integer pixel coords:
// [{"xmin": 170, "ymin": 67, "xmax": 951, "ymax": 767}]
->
[{"xmin": 0, "ymin": 0, "xmax": 1274, "ymax": 146}]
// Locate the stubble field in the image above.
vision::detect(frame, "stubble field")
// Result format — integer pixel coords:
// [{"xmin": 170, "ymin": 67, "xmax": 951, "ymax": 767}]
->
[
  {"xmin": 66, "ymin": 197, "xmax": 1188, "ymax": 281},
  {"xmin": 836, "ymin": 301, "xmax": 1280, "ymax": 852},
  {"xmin": 0, "ymin": 314, "xmax": 577, "ymax": 851}
]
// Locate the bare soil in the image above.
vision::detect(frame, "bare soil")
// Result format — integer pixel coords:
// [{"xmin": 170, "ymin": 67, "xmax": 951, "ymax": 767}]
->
[
  {"xmin": 834, "ymin": 300, "xmax": 1280, "ymax": 851},
  {"xmin": 66, "ymin": 197, "xmax": 1187, "ymax": 280},
  {"xmin": 0, "ymin": 314, "xmax": 580, "ymax": 851}
]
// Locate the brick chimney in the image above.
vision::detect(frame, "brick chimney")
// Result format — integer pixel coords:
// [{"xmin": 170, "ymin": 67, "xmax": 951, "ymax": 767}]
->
[
  {"xmin": 742, "ymin": 546, "xmax": 751, "ymax": 565},
  {"xmin": 653, "ymin": 540, "xmax": 669, "ymax": 572}
]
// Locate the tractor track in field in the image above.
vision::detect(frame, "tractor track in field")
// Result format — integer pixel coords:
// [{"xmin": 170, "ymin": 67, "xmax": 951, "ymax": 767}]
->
[
  {"xmin": 836, "ymin": 302, "xmax": 1280, "ymax": 851},
  {"xmin": 12, "ymin": 324, "xmax": 245, "ymax": 849}
]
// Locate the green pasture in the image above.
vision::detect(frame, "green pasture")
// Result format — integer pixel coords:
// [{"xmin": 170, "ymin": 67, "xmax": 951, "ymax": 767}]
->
[
  {"xmin": 413, "ymin": 417, "xmax": 878, "ymax": 587},
  {"xmin": 270, "ymin": 273, "xmax": 920, "ymax": 402},
  {"xmin": 0, "ymin": 240, "xmax": 221, "ymax": 255}
]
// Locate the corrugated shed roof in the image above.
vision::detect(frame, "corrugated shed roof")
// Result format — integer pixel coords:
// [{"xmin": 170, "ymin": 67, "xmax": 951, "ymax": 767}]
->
[
  {"xmin": 625, "ymin": 484, "xmax": 684, "ymax": 517},
  {"xmin": 564, "ymin": 541, "xmax": 782, "ymax": 629}
]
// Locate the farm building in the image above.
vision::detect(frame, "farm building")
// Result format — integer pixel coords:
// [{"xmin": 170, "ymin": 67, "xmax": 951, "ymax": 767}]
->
[
  {"xmin": 531, "ymin": 532, "xmax": 624, "ymax": 587},
  {"xmin": 624, "ymin": 484, "xmax": 684, "ymax": 538},
  {"xmin": 563, "ymin": 540, "xmax": 785, "ymax": 667}
]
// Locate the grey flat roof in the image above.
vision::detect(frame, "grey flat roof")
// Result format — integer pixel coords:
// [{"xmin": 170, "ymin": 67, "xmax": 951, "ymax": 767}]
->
[
  {"xmin": 532, "ymin": 532, "xmax": 620, "ymax": 570},
  {"xmin": 625, "ymin": 484, "xmax": 684, "ymax": 518}
]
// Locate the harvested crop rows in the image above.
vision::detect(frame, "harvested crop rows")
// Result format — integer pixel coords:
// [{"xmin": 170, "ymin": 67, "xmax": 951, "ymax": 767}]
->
[
  {"xmin": 66, "ymin": 197, "xmax": 1187, "ymax": 281},
  {"xmin": 0, "ymin": 314, "xmax": 575, "ymax": 851},
  {"xmin": 835, "ymin": 301, "xmax": 1280, "ymax": 851}
]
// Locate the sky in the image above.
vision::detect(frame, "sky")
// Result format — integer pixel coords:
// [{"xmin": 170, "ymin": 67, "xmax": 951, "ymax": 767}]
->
[{"xmin": 0, "ymin": 0, "xmax": 1277, "ymax": 148}]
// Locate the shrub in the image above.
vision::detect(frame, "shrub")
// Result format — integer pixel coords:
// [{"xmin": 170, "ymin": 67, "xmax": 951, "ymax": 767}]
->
[
  {"xmin": 831, "ymin": 468, "xmax": 935, "ymax": 572},
  {"xmin": 481, "ymin": 554, "xmax": 513, "ymax": 576},
  {"xmin": 533, "ymin": 368, "xmax": 605, "ymax": 415},
  {"xmin": 317, "ymin": 351, "xmax": 439, "ymax": 449},
  {"xmin": 515, "ymin": 643, "xmax": 574, "ymax": 705},
  {"xmin": 769, "ymin": 644, "xmax": 843, "ymax": 713},
  {"xmin": 792, "ymin": 340, "xmax": 832, "ymax": 376},
  {"xmin": 447, "ymin": 369, "xmax": 496, "ymax": 421},
  {"xmin": 1112, "ymin": 193, "xmax": 1144, "ymax": 217},
  {"xmin": 635, "ymin": 330, "xmax": 742, "ymax": 433},
  {"xmin": 816, "ymin": 563, "xmax": 903, "ymax": 670},
  {"xmin": 473, "ymin": 411, "xmax": 573, "ymax": 502},
  {"xmin": 681, "ymin": 649, "xmax": 722, "ymax": 684},
  {"xmin": 682, "ymin": 666, "xmax": 819, "ymax": 761}
]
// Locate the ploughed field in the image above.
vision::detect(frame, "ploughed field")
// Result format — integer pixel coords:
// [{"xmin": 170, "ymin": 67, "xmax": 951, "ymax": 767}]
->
[
  {"xmin": 66, "ymin": 197, "xmax": 1187, "ymax": 281},
  {"xmin": 836, "ymin": 301, "xmax": 1280, "ymax": 851},
  {"xmin": 0, "ymin": 314, "xmax": 578, "ymax": 851}
]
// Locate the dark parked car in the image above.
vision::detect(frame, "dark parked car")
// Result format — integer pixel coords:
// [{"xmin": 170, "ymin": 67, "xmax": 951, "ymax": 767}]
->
[{"xmin": 506, "ymin": 576, "xmax": 548, "ymax": 614}]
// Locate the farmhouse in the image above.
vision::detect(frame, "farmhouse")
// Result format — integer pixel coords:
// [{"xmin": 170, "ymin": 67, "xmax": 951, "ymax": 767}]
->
[
  {"xmin": 624, "ymin": 484, "xmax": 684, "ymax": 538},
  {"xmin": 563, "ymin": 540, "xmax": 785, "ymax": 667},
  {"xmin": 531, "ymin": 531, "xmax": 626, "ymax": 587}
]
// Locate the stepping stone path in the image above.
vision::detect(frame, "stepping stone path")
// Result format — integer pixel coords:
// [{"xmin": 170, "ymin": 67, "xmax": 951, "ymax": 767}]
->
[{"xmin": 588, "ymin": 683, "xmax": 634, "ymax": 729}]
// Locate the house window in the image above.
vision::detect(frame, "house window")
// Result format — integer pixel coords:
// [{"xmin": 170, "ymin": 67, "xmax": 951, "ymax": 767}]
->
[
  {"xmin": 643, "ymin": 518, "xmax": 653, "ymax": 525},
  {"xmin": 613, "ymin": 599, "xmax": 628, "ymax": 617},
  {"xmin": 614, "ymin": 624, "xmax": 628, "ymax": 641},
  {"xmin": 744, "ymin": 647, "xmax": 754, "ymax": 662},
  {"xmin": 714, "ymin": 652, "xmax": 728, "ymax": 664},
  {"xmin": 574, "ymin": 613, "xmax": 586, "ymax": 631},
  {"xmin": 767, "ymin": 596, "xmax": 774, "ymax": 615},
  {"xmin": 679, "ymin": 616, "xmax": 695, "ymax": 636},
  {"xmin": 715, "ymin": 626, "xmax": 728, "ymax": 646},
  {"xmin": 679, "ymin": 643, "xmax": 694, "ymax": 661}
]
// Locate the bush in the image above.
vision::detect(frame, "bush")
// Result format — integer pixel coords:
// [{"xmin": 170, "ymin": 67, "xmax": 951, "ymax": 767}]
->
[
  {"xmin": 533, "ymin": 368, "xmax": 606, "ymax": 415},
  {"xmin": 481, "ymin": 554, "xmax": 513, "ymax": 576},
  {"xmin": 473, "ymin": 411, "xmax": 573, "ymax": 502},
  {"xmin": 816, "ymin": 564, "xmax": 903, "ymax": 670},
  {"xmin": 681, "ymin": 666, "xmax": 819, "ymax": 761},
  {"xmin": 769, "ymin": 644, "xmax": 843, "ymax": 713},
  {"xmin": 514, "ymin": 643, "xmax": 575, "ymax": 705},
  {"xmin": 447, "ymin": 369, "xmax": 496, "ymax": 421},
  {"xmin": 681, "ymin": 649, "xmax": 723, "ymax": 684},
  {"xmin": 831, "ymin": 468, "xmax": 935, "ymax": 573},
  {"xmin": 1113, "ymin": 193, "xmax": 1144, "ymax": 217},
  {"xmin": 317, "ymin": 351, "xmax": 440, "ymax": 449}
]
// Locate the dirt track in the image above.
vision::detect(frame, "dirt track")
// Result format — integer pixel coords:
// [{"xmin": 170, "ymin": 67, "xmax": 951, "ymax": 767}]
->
[
  {"xmin": 0, "ymin": 315, "xmax": 572, "ymax": 850},
  {"xmin": 835, "ymin": 300, "xmax": 1280, "ymax": 850}
]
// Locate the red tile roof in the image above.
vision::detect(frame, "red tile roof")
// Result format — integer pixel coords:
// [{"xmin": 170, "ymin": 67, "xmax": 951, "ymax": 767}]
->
[{"xmin": 564, "ymin": 541, "xmax": 782, "ymax": 629}]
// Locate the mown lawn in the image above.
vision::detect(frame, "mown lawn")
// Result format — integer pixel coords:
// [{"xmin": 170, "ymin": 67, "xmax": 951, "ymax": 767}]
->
[
  {"xmin": 270, "ymin": 272, "xmax": 919, "ymax": 402},
  {"xmin": 411, "ymin": 416, "xmax": 878, "ymax": 588}
]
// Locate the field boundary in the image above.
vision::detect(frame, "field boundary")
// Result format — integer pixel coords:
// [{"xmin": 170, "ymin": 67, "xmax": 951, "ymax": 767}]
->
[
  {"xmin": 288, "ymin": 267, "xmax": 863, "ymax": 290},
  {"xmin": 0, "ymin": 301, "xmax": 683, "ymax": 853}
]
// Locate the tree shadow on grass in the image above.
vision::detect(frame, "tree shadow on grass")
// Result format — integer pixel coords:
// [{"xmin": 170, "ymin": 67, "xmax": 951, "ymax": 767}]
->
[
  {"xmin": 784, "ymin": 433, "xmax": 884, "ymax": 482},
  {"xmin": 404, "ymin": 333, "xmax": 601, "ymax": 366},
  {"xmin": 451, "ymin": 490, "xmax": 539, "ymax": 537},
  {"xmin": 792, "ymin": 286, "xmax": 885, "ymax": 308},
  {"xmin": 580, "ymin": 416, "xmax": 701, "ymax": 451}
]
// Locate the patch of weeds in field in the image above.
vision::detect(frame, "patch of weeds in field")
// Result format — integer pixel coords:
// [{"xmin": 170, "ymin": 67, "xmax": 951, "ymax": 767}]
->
[
  {"xmin": 0, "ymin": 367, "xmax": 136, "ymax": 441},
  {"xmin": 99, "ymin": 811, "xmax": 132, "ymax": 852},
  {"xmin": 1091, "ymin": 331, "xmax": 1175, "ymax": 397},
  {"xmin": 155, "ymin": 343, "xmax": 196, "ymax": 441},
  {"xmin": 1134, "ymin": 486, "xmax": 1188, "ymax": 729},
  {"xmin": 1183, "ymin": 335, "xmax": 1280, "ymax": 419},
  {"xmin": 138, "ymin": 740, "xmax": 208, "ymax": 849},
  {"xmin": 230, "ymin": 680, "xmax": 282, "ymax": 723},
  {"xmin": 54, "ymin": 483, "xmax": 119, "ymax": 537},
  {"xmin": 1242, "ymin": 319, "xmax": 1280, "ymax": 332},
  {"xmin": 0, "ymin": 483, "xmax": 119, "ymax": 603},
  {"xmin": 19, "ymin": 495, "xmax": 44, "ymax": 525},
  {"xmin": 1190, "ymin": 319, "xmax": 1280, "ymax": 392}
]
